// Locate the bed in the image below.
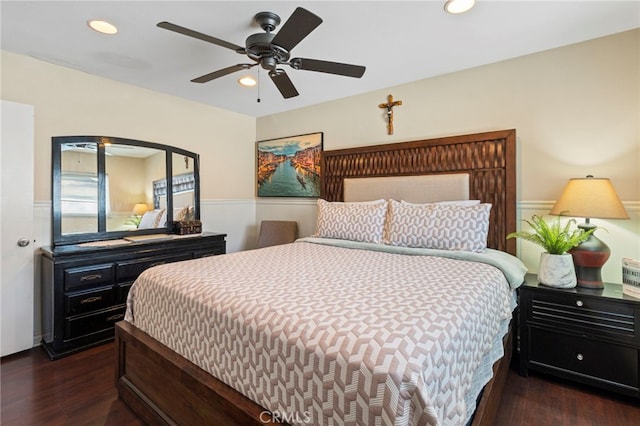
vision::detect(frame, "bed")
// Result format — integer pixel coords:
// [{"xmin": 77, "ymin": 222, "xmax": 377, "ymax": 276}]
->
[{"xmin": 115, "ymin": 129, "xmax": 522, "ymax": 425}]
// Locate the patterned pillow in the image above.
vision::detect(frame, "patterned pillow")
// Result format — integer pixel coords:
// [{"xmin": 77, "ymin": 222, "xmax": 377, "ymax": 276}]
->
[
  {"xmin": 387, "ymin": 200, "xmax": 492, "ymax": 252},
  {"xmin": 315, "ymin": 199, "xmax": 388, "ymax": 243},
  {"xmin": 175, "ymin": 206, "xmax": 190, "ymax": 222},
  {"xmin": 153, "ymin": 208, "xmax": 166, "ymax": 228}
]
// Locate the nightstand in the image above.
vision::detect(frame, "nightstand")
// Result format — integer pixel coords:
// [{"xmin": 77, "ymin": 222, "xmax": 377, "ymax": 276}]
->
[{"xmin": 519, "ymin": 273, "xmax": 640, "ymax": 398}]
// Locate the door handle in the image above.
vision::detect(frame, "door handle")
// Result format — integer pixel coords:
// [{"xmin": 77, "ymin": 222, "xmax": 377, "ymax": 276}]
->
[{"xmin": 17, "ymin": 238, "xmax": 30, "ymax": 247}]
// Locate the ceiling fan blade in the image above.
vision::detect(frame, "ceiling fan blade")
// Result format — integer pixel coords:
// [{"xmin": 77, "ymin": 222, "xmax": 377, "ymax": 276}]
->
[
  {"xmin": 157, "ymin": 21, "xmax": 245, "ymax": 53},
  {"xmin": 291, "ymin": 58, "xmax": 366, "ymax": 78},
  {"xmin": 191, "ymin": 64, "xmax": 255, "ymax": 83},
  {"xmin": 269, "ymin": 69, "xmax": 299, "ymax": 98},
  {"xmin": 271, "ymin": 7, "xmax": 322, "ymax": 52}
]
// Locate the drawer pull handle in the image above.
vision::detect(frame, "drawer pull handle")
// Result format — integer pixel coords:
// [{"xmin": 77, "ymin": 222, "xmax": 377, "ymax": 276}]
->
[
  {"xmin": 576, "ymin": 353, "xmax": 584, "ymax": 361},
  {"xmin": 80, "ymin": 296, "xmax": 103, "ymax": 304},
  {"xmin": 575, "ymin": 300, "xmax": 583, "ymax": 307},
  {"xmin": 106, "ymin": 313, "xmax": 124, "ymax": 322},
  {"xmin": 80, "ymin": 273, "xmax": 103, "ymax": 282}
]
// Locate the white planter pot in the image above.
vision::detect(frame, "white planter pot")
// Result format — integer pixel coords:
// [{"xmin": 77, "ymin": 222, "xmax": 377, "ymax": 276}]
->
[{"xmin": 537, "ymin": 252, "xmax": 577, "ymax": 288}]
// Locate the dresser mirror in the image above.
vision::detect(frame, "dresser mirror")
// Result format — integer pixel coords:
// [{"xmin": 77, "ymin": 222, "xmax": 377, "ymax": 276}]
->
[{"xmin": 52, "ymin": 136, "xmax": 200, "ymax": 246}]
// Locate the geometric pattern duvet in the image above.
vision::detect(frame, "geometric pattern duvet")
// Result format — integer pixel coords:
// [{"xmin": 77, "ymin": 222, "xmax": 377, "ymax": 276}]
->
[{"xmin": 125, "ymin": 240, "xmax": 515, "ymax": 425}]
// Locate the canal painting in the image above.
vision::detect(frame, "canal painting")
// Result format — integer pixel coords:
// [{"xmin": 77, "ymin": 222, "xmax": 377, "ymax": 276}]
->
[{"xmin": 257, "ymin": 132, "xmax": 322, "ymax": 197}]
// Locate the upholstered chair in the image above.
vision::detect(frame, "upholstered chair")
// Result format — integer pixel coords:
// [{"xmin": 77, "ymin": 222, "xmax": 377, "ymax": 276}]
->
[{"xmin": 256, "ymin": 220, "xmax": 298, "ymax": 248}]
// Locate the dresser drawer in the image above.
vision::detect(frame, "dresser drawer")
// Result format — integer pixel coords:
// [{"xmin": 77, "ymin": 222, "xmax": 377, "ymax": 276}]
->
[
  {"xmin": 193, "ymin": 246, "xmax": 225, "ymax": 258},
  {"xmin": 527, "ymin": 291, "xmax": 637, "ymax": 343},
  {"xmin": 65, "ymin": 306, "xmax": 126, "ymax": 341},
  {"xmin": 64, "ymin": 264, "xmax": 114, "ymax": 290},
  {"xmin": 116, "ymin": 253, "xmax": 192, "ymax": 282},
  {"xmin": 65, "ymin": 286, "xmax": 115, "ymax": 315},
  {"xmin": 529, "ymin": 327, "xmax": 639, "ymax": 389},
  {"xmin": 117, "ymin": 283, "xmax": 133, "ymax": 304}
]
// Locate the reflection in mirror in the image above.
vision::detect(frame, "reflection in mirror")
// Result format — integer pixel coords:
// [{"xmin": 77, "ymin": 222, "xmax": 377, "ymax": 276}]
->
[
  {"xmin": 104, "ymin": 144, "xmax": 166, "ymax": 232},
  {"xmin": 151, "ymin": 153, "xmax": 196, "ymax": 229},
  {"xmin": 52, "ymin": 136, "xmax": 200, "ymax": 246},
  {"xmin": 172, "ymin": 152, "xmax": 195, "ymax": 222},
  {"xmin": 60, "ymin": 142, "xmax": 98, "ymax": 234}
]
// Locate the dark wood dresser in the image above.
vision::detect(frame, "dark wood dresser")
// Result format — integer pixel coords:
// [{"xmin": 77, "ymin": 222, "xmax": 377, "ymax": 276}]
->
[
  {"xmin": 40, "ymin": 232, "xmax": 226, "ymax": 359},
  {"xmin": 519, "ymin": 273, "xmax": 640, "ymax": 398}
]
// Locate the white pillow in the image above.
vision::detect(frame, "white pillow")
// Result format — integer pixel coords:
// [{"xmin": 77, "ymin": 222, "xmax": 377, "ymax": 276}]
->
[
  {"xmin": 315, "ymin": 199, "xmax": 388, "ymax": 243},
  {"xmin": 436, "ymin": 199, "xmax": 480, "ymax": 206},
  {"xmin": 138, "ymin": 210, "xmax": 161, "ymax": 229},
  {"xmin": 387, "ymin": 200, "xmax": 491, "ymax": 252},
  {"xmin": 400, "ymin": 199, "xmax": 480, "ymax": 206}
]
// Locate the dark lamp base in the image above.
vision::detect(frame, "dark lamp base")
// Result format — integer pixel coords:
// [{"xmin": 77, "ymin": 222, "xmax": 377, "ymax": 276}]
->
[
  {"xmin": 569, "ymin": 229, "xmax": 610, "ymax": 290},
  {"xmin": 572, "ymin": 265, "xmax": 605, "ymax": 289}
]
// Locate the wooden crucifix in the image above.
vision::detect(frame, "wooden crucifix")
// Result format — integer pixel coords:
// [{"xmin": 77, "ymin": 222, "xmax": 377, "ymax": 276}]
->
[{"xmin": 378, "ymin": 94, "xmax": 402, "ymax": 135}]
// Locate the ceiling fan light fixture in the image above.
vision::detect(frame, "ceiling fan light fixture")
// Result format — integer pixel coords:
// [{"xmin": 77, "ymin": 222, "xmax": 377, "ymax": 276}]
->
[
  {"xmin": 444, "ymin": 0, "xmax": 476, "ymax": 14},
  {"xmin": 238, "ymin": 75, "xmax": 257, "ymax": 87},
  {"xmin": 87, "ymin": 19, "xmax": 118, "ymax": 35}
]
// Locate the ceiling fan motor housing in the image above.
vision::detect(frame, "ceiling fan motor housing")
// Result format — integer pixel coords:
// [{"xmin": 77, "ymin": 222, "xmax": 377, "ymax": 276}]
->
[
  {"xmin": 245, "ymin": 32, "xmax": 290, "ymax": 70},
  {"xmin": 254, "ymin": 11, "xmax": 281, "ymax": 32}
]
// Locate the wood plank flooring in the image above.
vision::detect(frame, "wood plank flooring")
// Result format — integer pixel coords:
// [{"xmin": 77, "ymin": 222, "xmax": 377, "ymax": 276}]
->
[{"xmin": 2, "ymin": 343, "xmax": 638, "ymax": 425}]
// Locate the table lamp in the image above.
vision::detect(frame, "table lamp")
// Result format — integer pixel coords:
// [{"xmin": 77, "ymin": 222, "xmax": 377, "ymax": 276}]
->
[{"xmin": 549, "ymin": 175, "xmax": 629, "ymax": 289}]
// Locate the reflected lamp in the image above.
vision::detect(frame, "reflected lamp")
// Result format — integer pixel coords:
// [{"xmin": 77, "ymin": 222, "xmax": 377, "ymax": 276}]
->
[
  {"xmin": 549, "ymin": 175, "xmax": 629, "ymax": 289},
  {"xmin": 132, "ymin": 203, "xmax": 149, "ymax": 216}
]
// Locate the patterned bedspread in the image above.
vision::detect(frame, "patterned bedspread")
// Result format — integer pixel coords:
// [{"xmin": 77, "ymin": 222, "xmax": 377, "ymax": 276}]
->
[{"xmin": 125, "ymin": 239, "xmax": 524, "ymax": 425}]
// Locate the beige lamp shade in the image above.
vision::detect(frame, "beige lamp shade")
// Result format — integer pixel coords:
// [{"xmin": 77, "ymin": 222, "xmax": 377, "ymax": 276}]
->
[
  {"xmin": 132, "ymin": 203, "xmax": 149, "ymax": 216},
  {"xmin": 549, "ymin": 177, "xmax": 629, "ymax": 220}
]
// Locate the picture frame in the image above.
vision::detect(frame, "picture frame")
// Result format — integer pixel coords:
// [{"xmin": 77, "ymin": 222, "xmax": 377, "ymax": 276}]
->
[{"xmin": 257, "ymin": 132, "xmax": 323, "ymax": 198}]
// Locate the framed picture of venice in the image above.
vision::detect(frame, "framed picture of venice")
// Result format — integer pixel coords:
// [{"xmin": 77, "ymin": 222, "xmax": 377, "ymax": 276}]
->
[{"xmin": 257, "ymin": 132, "xmax": 323, "ymax": 198}]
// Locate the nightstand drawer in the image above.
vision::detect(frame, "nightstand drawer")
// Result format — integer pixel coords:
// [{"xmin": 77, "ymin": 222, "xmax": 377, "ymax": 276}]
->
[
  {"xmin": 527, "ymin": 291, "xmax": 637, "ymax": 343},
  {"xmin": 530, "ymin": 327, "xmax": 639, "ymax": 389}
]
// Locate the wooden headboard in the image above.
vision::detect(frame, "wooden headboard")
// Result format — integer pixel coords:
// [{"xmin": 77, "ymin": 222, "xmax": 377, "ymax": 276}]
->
[{"xmin": 321, "ymin": 129, "xmax": 517, "ymax": 255}]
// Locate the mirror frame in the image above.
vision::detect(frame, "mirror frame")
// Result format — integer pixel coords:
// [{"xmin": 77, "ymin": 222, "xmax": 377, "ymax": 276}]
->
[{"xmin": 52, "ymin": 136, "xmax": 200, "ymax": 246}]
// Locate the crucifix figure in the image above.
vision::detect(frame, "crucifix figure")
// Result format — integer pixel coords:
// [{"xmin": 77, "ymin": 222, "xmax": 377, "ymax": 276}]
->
[{"xmin": 378, "ymin": 94, "xmax": 402, "ymax": 135}]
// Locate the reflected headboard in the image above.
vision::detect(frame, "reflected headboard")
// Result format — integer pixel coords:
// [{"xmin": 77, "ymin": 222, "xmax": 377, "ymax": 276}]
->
[{"xmin": 321, "ymin": 129, "xmax": 516, "ymax": 254}]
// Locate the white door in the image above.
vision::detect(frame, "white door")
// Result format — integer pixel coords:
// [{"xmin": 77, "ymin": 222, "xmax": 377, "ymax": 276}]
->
[{"xmin": 1, "ymin": 100, "xmax": 35, "ymax": 356}]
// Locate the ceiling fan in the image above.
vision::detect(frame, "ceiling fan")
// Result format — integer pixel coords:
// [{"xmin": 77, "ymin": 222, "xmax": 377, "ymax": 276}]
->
[{"xmin": 157, "ymin": 7, "xmax": 366, "ymax": 99}]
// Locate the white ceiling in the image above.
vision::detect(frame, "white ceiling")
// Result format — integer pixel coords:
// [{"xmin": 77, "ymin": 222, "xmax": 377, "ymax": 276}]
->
[{"xmin": 2, "ymin": 1, "xmax": 638, "ymax": 117}]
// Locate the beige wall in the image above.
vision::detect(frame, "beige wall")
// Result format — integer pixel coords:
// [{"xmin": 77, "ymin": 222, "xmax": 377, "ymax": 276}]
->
[
  {"xmin": 256, "ymin": 29, "xmax": 640, "ymax": 282},
  {"xmin": 258, "ymin": 29, "xmax": 639, "ymax": 201},
  {"xmin": 1, "ymin": 50, "xmax": 256, "ymax": 203}
]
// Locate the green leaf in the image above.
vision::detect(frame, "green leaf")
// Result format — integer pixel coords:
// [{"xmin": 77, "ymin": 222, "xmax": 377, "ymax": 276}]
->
[{"xmin": 506, "ymin": 214, "xmax": 595, "ymax": 254}]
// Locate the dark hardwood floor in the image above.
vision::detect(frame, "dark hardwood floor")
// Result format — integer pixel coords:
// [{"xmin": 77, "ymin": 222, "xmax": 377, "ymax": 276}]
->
[{"xmin": 2, "ymin": 343, "xmax": 638, "ymax": 425}]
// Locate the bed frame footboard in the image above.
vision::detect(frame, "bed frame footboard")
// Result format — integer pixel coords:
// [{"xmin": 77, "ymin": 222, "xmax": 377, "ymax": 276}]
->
[
  {"xmin": 116, "ymin": 320, "xmax": 512, "ymax": 425},
  {"xmin": 115, "ymin": 321, "xmax": 275, "ymax": 426}
]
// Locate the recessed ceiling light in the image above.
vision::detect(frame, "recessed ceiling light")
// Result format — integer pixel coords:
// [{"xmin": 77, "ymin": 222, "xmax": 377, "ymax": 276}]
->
[
  {"xmin": 87, "ymin": 19, "xmax": 118, "ymax": 35},
  {"xmin": 444, "ymin": 0, "xmax": 476, "ymax": 14},
  {"xmin": 238, "ymin": 75, "xmax": 257, "ymax": 87}
]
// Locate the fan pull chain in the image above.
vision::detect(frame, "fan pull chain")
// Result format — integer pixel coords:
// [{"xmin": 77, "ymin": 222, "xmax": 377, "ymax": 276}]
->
[{"xmin": 257, "ymin": 69, "xmax": 261, "ymax": 103}]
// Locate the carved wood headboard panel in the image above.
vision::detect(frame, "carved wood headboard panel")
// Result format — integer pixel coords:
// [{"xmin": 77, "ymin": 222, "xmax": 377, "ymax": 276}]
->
[{"xmin": 321, "ymin": 129, "xmax": 517, "ymax": 255}]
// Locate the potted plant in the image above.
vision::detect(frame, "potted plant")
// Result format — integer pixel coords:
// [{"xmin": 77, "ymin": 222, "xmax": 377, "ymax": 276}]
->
[{"xmin": 507, "ymin": 214, "xmax": 595, "ymax": 288}]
